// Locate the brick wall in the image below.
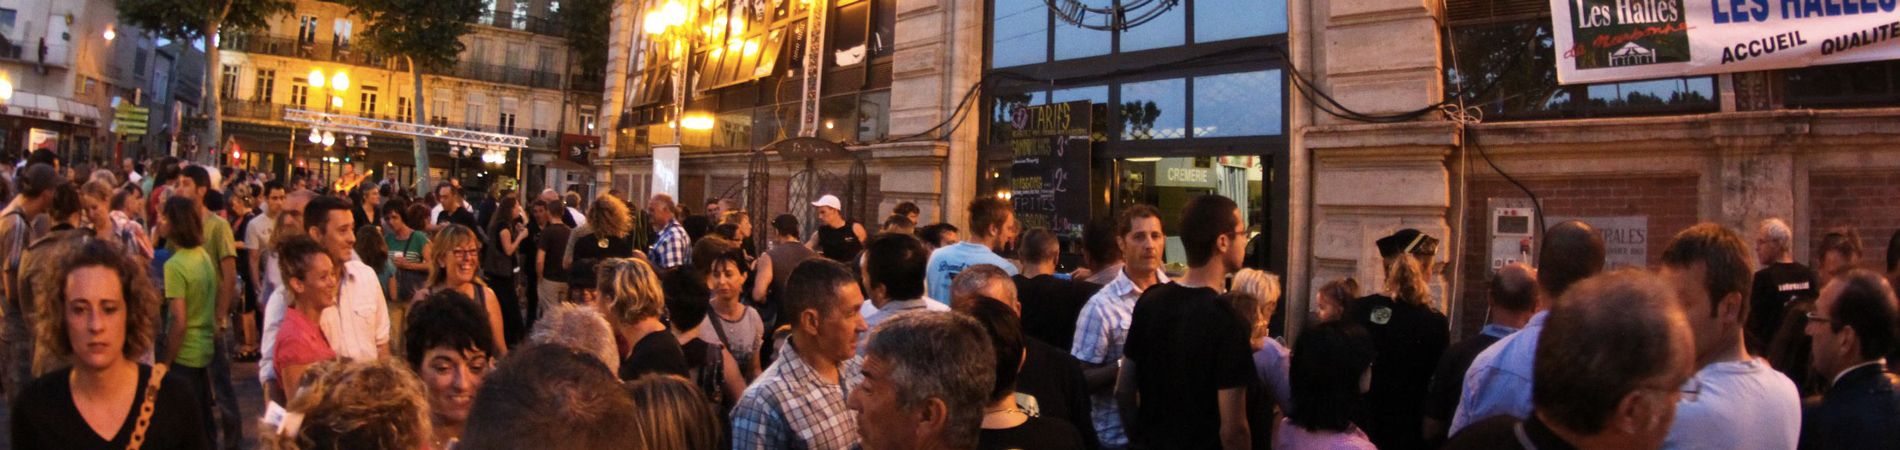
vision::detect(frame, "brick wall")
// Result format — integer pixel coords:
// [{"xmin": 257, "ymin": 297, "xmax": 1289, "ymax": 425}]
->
[
  {"xmin": 1808, "ymin": 170, "xmax": 1900, "ymax": 274},
  {"xmin": 1455, "ymin": 175, "xmax": 1701, "ymax": 336}
]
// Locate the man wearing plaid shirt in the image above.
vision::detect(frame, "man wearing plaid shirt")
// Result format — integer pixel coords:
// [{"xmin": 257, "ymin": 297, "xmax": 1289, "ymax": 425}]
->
[
  {"xmin": 1070, "ymin": 205, "xmax": 1167, "ymax": 449},
  {"xmin": 646, "ymin": 193, "xmax": 691, "ymax": 270},
  {"xmin": 733, "ymin": 258, "xmax": 868, "ymax": 450}
]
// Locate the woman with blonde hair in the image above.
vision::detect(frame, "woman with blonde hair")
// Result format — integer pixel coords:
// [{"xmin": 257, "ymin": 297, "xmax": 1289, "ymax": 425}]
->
[
  {"xmin": 263, "ymin": 358, "xmax": 432, "ymax": 450},
  {"xmin": 625, "ymin": 374, "xmax": 723, "ymax": 450},
  {"xmin": 419, "ymin": 224, "xmax": 508, "ymax": 356},
  {"xmin": 1226, "ymin": 269, "xmax": 1293, "ymax": 432},
  {"xmin": 595, "ymin": 257, "xmax": 686, "ymax": 380},
  {"xmin": 563, "ymin": 194, "xmax": 637, "ymax": 274},
  {"xmin": 1348, "ymin": 230, "xmax": 1449, "ymax": 450},
  {"xmin": 12, "ymin": 238, "xmax": 210, "ymax": 449}
]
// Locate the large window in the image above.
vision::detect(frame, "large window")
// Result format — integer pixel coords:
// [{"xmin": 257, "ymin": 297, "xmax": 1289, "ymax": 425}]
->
[
  {"xmin": 254, "ymin": 69, "xmax": 276, "ymax": 103},
  {"xmin": 988, "ymin": 0, "xmax": 1286, "ymax": 69}
]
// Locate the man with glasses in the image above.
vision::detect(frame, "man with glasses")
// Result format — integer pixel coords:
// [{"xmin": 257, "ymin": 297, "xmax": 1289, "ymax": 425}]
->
[
  {"xmin": 1798, "ymin": 269, "xmax": 1900, "ymax": 450},
  {"xmin": 1116, "ymin": 194, "xmax": 1257, "ymax": 449},
  {"xmin": 1748, "ymin": 218, "xmax": 1816, "ymax": 351},
  {"xmin": 1444, "ymin": 270, "xmax": 1696, "ymax": 450},
  {"xmin": 1657, "ymin": 224, "xmax": 1801, "ymax": 450}
]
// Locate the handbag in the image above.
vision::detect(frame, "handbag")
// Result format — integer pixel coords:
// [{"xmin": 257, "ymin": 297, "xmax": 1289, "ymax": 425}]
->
[{"xmin": 126, "ymin": 363, "xmax": 169, "ymax": 450}]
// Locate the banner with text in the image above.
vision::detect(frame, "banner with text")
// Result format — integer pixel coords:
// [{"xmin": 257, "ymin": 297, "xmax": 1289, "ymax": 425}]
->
[{"xmin": 1551, "ymin": 0, "xmax": 1900, "ymax": 84}]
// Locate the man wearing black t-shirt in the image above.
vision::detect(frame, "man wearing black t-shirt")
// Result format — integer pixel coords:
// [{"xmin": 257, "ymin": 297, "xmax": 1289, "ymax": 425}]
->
[
  {"xmin": 1118, "ymin": 195, "xmax": 1256, "ymax": 449},
  {"xmin": 1747, "ymin": 218, "xmax": 1816, "ymax": 351},
  {"xmin": 1013, "ymin": 228, "xmax": 1103, "ymax": 350}
]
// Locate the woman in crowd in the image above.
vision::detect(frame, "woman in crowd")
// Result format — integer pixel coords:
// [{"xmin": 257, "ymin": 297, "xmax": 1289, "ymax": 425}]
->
[
  {"xmin": 355, "ymin": 223, "xmax": 395, "ymax": 304},
  {"xmin": 661, "ymin": 267, "xmax": 747, "ymax": 411},
  {"xmin": 110, "ymin": 185, "xmax": 152, "ymax": 258},
  {"xmin": 1767, "ymin": 299, "xmax": 1820, "ymax": 396},
  {"xmin": 157, "ymin": 196, "xmax": 220, "ymax": 437},
  {"xmin": 565, "ymin": 194, "xmax": 638, "ymax": 274},
  {"xmin": 11, "ymin": 239, "xmax": 209, "ymax": 449},
  {"xmin": 81, "ymin": 180, "xmax": 145, "ymax": 256},
  {"xmin": 386, "ymin": 201, "xmax": 431, "ymax": 312},
  {"xmin": 1313, "ymin": 277, "xmax": 1358, "ymax": 324},
  {"xmin": 718, "ymin": 210, "xmax": 756, "ymax": 260},
  {"xmin": 697, "ymin": 237, "xmax": 763, "ymax": 381},
  {"xmin": 263, "ymin": 359, "xmax": 431, "ymax": 450},
  {"xmin": 420, "ymin": 224, "xmax": 508, "ymax": 356},
  {"xmin": 597, "ymin": 257, "xmax": 685, "ymax": 380},
  {"xmin": 625, "ymin": 374, "xmax": 723, "ymax": 450},
  {"xmin": 348, "ymin": 185, "xmax": 382, "ymax": 235},
  {"xmin": 404, "ymin": 290, "xmax": 500, "ymax": 449},
  {"xmin": 1277, "ymin": 320, "xmax": 1378, "ymax": 450},
  {"xmin": 969, "ymin": 297, "xmax": 1085, "ymax": 450},
  {"xmin": 1232, "ymin": 270, "xmax": 1292, "ymax": 409},
  {"xmin": 45, "ymin": 183, "xmax": 81, "ymax": 231},
  {"xmin": 483, "ymin": 195, "xmax": 529, "ymax": 345},
  {"xmin": 273, "ymin": 236, "xmax": 340, "ymax": 396}
]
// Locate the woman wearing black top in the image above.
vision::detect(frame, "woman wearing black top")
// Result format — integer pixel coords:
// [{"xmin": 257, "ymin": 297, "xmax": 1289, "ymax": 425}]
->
[
  {"xmin": 12, "ymin": 238, "xmax": 209, "ymax": 450},
  {"xmin": 484, "ymin": 196, "xmax": 529, "ymax": 345},
  {"xmin": 805, "ymin": 195, "xmax": 867, "ymax": 263},
  {"xmin": 968, "ymin": 298, "xmax": 1085, "ymax": 450},
  {"xmin": 597, "ymin": 258, "xmax": 688, "ymax": 380},
  {"xmin": 565, "ymin": 195, "xmax": 639, "ymax": 274}
]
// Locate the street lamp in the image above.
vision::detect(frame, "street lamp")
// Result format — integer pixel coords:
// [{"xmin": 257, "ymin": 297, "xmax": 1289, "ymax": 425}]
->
[
  {"xmin": 308, "ymin": 68, "xmax": 351, "ymax": 113},
  {"xmin": 645, "ymin": 0, "xmax": 698, "ymax": 148}
]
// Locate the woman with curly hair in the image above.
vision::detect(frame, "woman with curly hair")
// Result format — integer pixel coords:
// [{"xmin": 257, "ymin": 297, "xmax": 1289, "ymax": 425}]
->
[
  {"xmin": 263, "ymin": 358, "xmax": 431, "ymax": 450},
  {"xmin": 562, "ymin": 194, "xmax": 637, "ymax": 275},
  {"xmin": 596, "ymin": 257, "xmax": 686, "ymax": 380},
  {"xmin": 419, "ymin": 224, "xmax": 508, "ymax": 356},
  {"xmin": 11, "ymin": 238, "xmax": 211, "ymax": 449}
]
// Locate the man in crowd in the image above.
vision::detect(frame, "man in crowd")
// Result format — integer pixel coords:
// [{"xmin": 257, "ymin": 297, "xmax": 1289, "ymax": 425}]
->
[
  {"xmin": 859, "ymin": 233, "xmax": 946, "ymax": 333},
  {"xmin": 1452, "ymin": 220, "xmax": 1607, "ymax": 433},
  {"xmin": 431, "ymin": 183, "xmax": 478, "ymax": 231},
  {"xmin": 1070, "ymin": 204, "xmax": 1166, "ymax": 449},
  {"xmin": 647, "ymin": 193, "xmax": 690, "ymax": 270},
  {"xmin": 882, "ymin": 214, "xmax": 916, "ymax": 236},
  {"xmin": 1013, "ymin": 228, "xmax": 1102, "ymax": 350},
  {"xmin": 305, "ymin": 195, "xmax": 391, "ymax": 361},
  {"xmin": 753, "ymin": 214, "xmax": 816, "ymax": 326},
  {"xmin": 245, "ymin": 181, "xmax": 285, "ymax": 301},
  {"xmin": 1118, "ymin": 195, "xmax": 1255, "ymax": 449},
  {"xmin": 533, "ymin": 199, "xmax": 573, "ymax": 318},
  {"xmin": 0, "ymin": 163, "xmax": 59, "ymax": 400},
  {"xmin": 1444, "ymin": 270, "xmax": 1697, "ymax": 450},
  {"xmin": 849, "ymin": 311, "xmax": 994, "ymax": 450},
  {"xmin": 1425, "ymin": 262, "xmax": 1537, "ymax": 444},
  {"xmin": 733, "ymin": 259, "xmax": 868, "ymax": 449},
  {"xmin": 1816, "ymin": 228, "xmax": 1863, "ymax": 279},
  {"xmin": 179, "ymin": 164, "xmax": 245, "ymax": 450},
  {"xmin": 1798, "ymin": 269, "xmax": 1900, "ymax": 449},
  {"xmin": 563, "ymin": 191, "xmax": 587, "ymax": 229},
  {"xmin": 894, "ymin": 201, "xmax": 921, "ymax": 225},
  {"xmin": 462, "ymin": 344, "xmax": 639, "ymax": 450},
  {"xmin": 1073, "ymin": 217, "xmax": 1124, "ymax": 286},
  {"xmin": 925, "ymin": 198, "xmax": 1019, "ymax": 304},
  {"xmin": 1658, "ymin": 224, "xmax": 1801, "ymax": 449},
  {"xmin": 951, "ymin": 264, "xmax": 1101, "ymax": 449},
  {"xmin": 539, "ymin": 188, "xmax": 582, "ymax": 228},
  {"xmin": 1750, "ymin": 218, "xmax": 1817, "ymax": 350}
]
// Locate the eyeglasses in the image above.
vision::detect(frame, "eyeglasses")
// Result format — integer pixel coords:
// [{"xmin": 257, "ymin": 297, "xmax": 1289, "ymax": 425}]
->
[
  {"xmin": 1805, "ymin": 311, "xmax": 1834, "ymax": 326},
  {"xmin": 450, "ymin": 248, "xmax": 480, "ymax": 260}
]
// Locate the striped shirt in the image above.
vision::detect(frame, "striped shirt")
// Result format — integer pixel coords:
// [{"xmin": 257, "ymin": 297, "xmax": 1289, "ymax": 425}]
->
[
  {"xmin": 649, "ymin": 220, "xmax": 690, "ymax": 269},
  {"xmin": 732, "ymin": 339, "xmax": 864, "ymax": 450},
  {"xmin": 1070, "ymin": 267, "xmax": 1169, "ymax": 448}
]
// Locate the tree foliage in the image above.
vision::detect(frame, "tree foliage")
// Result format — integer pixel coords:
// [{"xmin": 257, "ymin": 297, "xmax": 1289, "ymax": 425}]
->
[
  {"xmin": 116, "ymin": 0, "xmax": 292, "ymax": 41},
  {"xmin": 341, "ymin": 0, "xmax": 485, "ymax": 73},
  {"xmin": 558, "ymin": 0, "xmax": 612, "ymax": 74}
]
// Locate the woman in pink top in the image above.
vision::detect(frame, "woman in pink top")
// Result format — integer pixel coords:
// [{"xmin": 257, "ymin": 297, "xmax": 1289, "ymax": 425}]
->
[{"xmin": 273, "ymin": 235, "xmax": 340, "ymax": 395}]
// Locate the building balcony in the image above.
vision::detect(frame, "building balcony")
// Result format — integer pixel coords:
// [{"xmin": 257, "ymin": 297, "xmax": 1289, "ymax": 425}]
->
[
  {"xmin": 449, "ymin": 61, "xmax": 563, "ymax": 90},
  {"xmin": 221, "ymin": 98, "xmax": 286, "ymax": 121},
  {"xmin": 474, "ymin": 12, "xmax": 566, "ymax": 37},
  {"xmin": 219, "ymin": 34, "xmax": 391, "ymax": 68},
  {"xmin": 570, "ymin": 72, "xmax": 605, "ymax": 93}
]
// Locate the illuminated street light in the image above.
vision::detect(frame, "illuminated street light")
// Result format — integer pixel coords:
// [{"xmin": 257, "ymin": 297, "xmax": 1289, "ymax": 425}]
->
[
  {"xmin": 0, "ymin": 75, "xmax": 13, "ymax": 102},
  {"xmin": 103, "ymin": 27, "xmax": 116, "ymax": 41},
  {"xmin": 331, "ymin": 72, "xmax": 350, "ymax": 91},
  {"xmin": 322, "ymin": 131, "xmax": 336, "ymax": 147},
  {"xmin": 309, "ymin": 69, "xmax": 326, "ymax": 88},
  {"xmin": 681, "ymin": 113, "xmax": 715, "ymax": 130},
  {"xmin": 309, "ymin": 128, "xmax": 323, "ymax": 144}
]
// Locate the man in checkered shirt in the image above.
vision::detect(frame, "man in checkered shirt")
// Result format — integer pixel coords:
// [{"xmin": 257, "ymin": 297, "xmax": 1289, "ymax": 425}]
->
[
  {"xmin": 646, "ymin": 193, "xmax": 691, "ymax": 270},
  {"xmin": 733, "ymin": 258, "xmax": 868, "ymax": 450},
  {"xmin": 1069, "ymin": 205, "xmax": 1169, "ymax": 449}
]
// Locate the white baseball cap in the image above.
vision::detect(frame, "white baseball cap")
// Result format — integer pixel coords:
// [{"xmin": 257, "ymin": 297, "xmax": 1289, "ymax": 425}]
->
[{"xmin": 811, "ymin": 194, "xmax": 842, "ymax": 211}]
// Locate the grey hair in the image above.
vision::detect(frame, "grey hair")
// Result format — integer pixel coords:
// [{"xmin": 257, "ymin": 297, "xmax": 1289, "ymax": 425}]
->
[
  {"xmin": 950, "ymin": 264, "xmax": 1017, "ymax": 309},
  {"xmin": 863, "ymin": 311, "xmax": 995, "ymax": 450},
  {"xmin": 528, "ymin": 302, "xmax": 622, "ymax": 374},
  {"xmin": 1759, "ymin": 218, "xmax": 1793, "ymax": 250}
]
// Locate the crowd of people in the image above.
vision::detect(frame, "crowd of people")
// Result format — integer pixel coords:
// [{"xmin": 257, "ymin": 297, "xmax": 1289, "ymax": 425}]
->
[{"xmin": 1, "ymin": 149, "xmax": 1899, "ymax": 450}]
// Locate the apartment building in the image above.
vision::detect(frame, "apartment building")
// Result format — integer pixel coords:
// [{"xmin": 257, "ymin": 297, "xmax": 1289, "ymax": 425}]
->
[{"xmin": 0, "ymin": 0, "xmax": 173, "ymax": 163}]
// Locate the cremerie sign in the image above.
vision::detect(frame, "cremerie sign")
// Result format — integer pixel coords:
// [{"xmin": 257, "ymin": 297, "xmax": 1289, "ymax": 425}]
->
[{"xmin": 1552, "ymin": 0, "xmax": 1900, "ymax": 84}]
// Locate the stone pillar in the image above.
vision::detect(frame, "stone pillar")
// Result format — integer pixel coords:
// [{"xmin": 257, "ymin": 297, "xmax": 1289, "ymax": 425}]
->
[{"xmin": 890, "ymin": 0, "xmax": 982, "ymax": 229}]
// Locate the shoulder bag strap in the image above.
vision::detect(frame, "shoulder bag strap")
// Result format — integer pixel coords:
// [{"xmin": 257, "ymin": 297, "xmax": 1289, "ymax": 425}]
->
[
  {"xmin": 127, "ymin": 363, "xmax": 169, "ymax": 450},
  {"xmin": 708, "ymin": 308, "xmax": 732, "ymax": 347}
]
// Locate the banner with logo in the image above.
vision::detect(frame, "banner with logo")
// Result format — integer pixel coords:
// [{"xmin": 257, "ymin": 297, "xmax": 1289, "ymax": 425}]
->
[{"xmin": 1552, "ymin": 0, "xmax": 1900, "ymax": 84}]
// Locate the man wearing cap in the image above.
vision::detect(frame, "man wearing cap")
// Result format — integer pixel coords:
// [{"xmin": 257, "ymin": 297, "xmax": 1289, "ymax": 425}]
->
[
  {"xmin": 1349, "ymin": 228, "xmax": 1451, "ymax": 450},
  {"xmin": 805, "ymin": 194, "xmax": 868, "ymax": 264},
  {"xmin": 648, "ymin": 193, "xmax": 691, "ymax": 269}
]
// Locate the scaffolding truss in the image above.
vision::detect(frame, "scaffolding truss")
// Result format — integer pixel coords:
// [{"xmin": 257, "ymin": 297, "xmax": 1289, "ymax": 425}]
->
[{"xmin": 283, "ymin": 108, "xmax": 529, "ymax": 148}]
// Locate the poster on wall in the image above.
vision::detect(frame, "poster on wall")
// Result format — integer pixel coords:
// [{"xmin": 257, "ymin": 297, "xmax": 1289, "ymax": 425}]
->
[
  {"xmin": 1551, "ymin": 0, "xmax": 1900, "ymax": 84},
  {"xmin": 1005, "ymin": 101, "xmax": 1092, "ymax": 244},
  {"xmin": 28, "ymin": 129, "xmax": 58, "ymax": 152},
  {"xmin": 1552, "ymin": 215, "xmax": 1651, "ymax": 269}
]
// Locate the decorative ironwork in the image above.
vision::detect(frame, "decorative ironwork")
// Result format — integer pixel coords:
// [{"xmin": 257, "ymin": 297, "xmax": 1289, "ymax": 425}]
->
[{"xmin": 1045, "ymin": 0, "xmax": 1180, "ymax": 31}]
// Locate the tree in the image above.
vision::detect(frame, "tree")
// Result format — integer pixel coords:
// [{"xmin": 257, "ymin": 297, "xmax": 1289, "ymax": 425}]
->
[
  {"xmin": 557, "ymin": 0, "xmax": 612, "ymax": 76},
  {"xmin": 118, "ymin": 0, "xmax": 292, "ymax": 162},
  {"xmin": 341, "ymin": 0, "xmax": 484, "ymax": 195}
]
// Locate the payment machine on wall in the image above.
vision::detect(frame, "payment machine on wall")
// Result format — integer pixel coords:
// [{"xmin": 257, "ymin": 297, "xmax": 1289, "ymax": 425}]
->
[{"xmin": 1487, "ymin": 198, "xmax": 1538, "ymax": 273}]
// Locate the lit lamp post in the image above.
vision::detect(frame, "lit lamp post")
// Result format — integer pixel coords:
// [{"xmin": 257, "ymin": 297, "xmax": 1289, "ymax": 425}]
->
[
  {"xmin": 644, "ymin": 0, "xmax": 717, "ymax": 146},
  {"xmin": 296, "ymin": 68, "xmax": 349, "ymax": 176}
]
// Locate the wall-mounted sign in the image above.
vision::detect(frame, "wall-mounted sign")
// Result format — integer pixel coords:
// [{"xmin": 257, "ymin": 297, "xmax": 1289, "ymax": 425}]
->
[
  {"xmin": 1552, "ymin": 215, "xmax": 1650, "ymax": 269},
  {"xmin": 1004, "ymin": 101, "xmax": 1092, "ymax": 240},
  {"xmin": 1552, "ymin": 0, "xmax": 1900, "ymax": 84},
  {"xmin": 765, "ymin": 136, "xmax": 851, "ymax": 161}
]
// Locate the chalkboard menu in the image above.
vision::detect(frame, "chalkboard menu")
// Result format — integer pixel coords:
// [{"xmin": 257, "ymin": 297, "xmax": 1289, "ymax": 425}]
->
[{"xmin": 1005, "ymin": 101, "xmax": 1093, "ymax": 242}]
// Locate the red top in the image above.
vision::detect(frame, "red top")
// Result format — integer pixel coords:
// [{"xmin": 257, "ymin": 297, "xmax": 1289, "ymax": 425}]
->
[{"xmin": 274, "ymin": 307, "xmax": 338, "ymax": 383}]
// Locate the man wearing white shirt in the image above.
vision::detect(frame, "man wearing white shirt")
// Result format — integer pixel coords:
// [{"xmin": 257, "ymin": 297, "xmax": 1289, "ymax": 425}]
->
[
  {"xmin": 1657, "ymin": 224, "xmax": 1800, "ymax": 450},
  {"xmin": 303, "ymin": 195, "xmax": 389, "ymax": 361},
  {"xmin": 1069, "ymin": 205, "xmax": 1167, "ymax": 449}
]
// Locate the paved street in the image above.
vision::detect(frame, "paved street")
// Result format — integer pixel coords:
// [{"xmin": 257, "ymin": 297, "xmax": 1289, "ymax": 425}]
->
[{"xmin": 0, "ymin": 361, "xmax": 266, "ymax": 450}]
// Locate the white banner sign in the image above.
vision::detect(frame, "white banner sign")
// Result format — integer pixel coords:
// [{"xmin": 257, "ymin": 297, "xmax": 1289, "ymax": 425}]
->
[{"xmin": 1551, "ymin": 0, "xmax": 1900, "ymax": 84}]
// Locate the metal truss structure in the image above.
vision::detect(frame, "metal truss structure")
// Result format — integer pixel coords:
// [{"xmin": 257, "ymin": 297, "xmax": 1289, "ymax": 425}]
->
[{"xmin": 283, "ymin": 108, "xmax": 529, "ymax": 148}]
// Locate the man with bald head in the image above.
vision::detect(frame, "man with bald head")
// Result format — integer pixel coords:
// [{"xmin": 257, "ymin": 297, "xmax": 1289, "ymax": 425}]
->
[
  {"xmin": 1749, "ymin": 218, "xmax": 1816, "ymax": 350},
  {"xmin": 1445, "ymin": 269, "xmax": 1697, "ymax": 449},
  {"xmin": 1452, "ymin": 220, "xmax": 1607, "ymax": 434},
  {"xmin": 1426, "ymin": 262, "xmax": 1538, "ymax": 443},
  {"xmin": 1798, "ymin": 269, "xmax": 1900, "ymax": 450}
]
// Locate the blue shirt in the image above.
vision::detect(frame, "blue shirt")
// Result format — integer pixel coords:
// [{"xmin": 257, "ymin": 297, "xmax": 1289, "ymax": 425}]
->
[
  {"xmin": 649, "ymin": 220, "xmax": 690, "ymax": 269},
  {"xmin": 922, "ymin": 242, "xmax": 1017, "ymax": 304},
  {"xmin": 1449, "ymin": 311, "xmax": 1547, "ymax": 435}
]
